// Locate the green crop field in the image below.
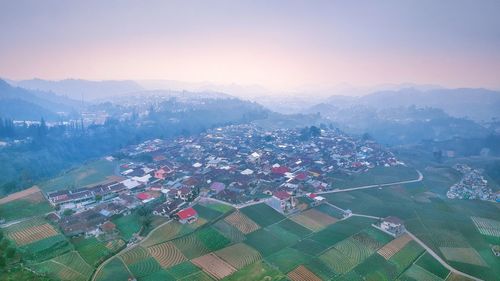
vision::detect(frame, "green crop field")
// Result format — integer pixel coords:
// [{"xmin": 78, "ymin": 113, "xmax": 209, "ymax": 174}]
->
[
  {"xmin": 310, "ymin": 217, "xmax": 376, "ymax": 247},
  {"xmin": 113, "ymin": 212, "xmax": 142, "ymax": 240},
  {"xmin": 292, "ymin": 238, "xmax": 330, "ymax": 256},
  {"xmin": 39, "ymin": 159, "xmax": 121, "ymax": 192},
  {"xmin": 352, "ymin": 253, "xmax": 398, "ymax": 281},
  {"xmin": 128, "ymin": 256, "xmax": 163, "ymax": 278},
  {"xmin": 389, "ymin": 241, "xmax": 425, "ymax": 274},
  {"xmin": 304, "ymin": 257, "xmax": 338, "ymax": 280},
  {"xmin": 71, "ymin": 237, "xmax": 115, "ymax": 266},
  {"xmin": 142, "ymin": 221, "xmax": 192, "ymax": 247},
  {"xmin": 266, "ymin": 223, "xmax": 301, "ymax": 245},
  {"xmin": 275, "ymin": 218, "xmax": 312, "ymax": 238},
  {"xmin": 314, "ymin": 203, "xmax": 345, "ymax": 219},
  {"xmin": 221, "ymin": 261, "xmax": 287, "ymax": 281},
  {"xmin": 400, "ymin": 264, "xmax": 444, "ymax": 281},
  {"xmin": 240, "ymin": 203, "xmax": 285, "ymax": 227},
  {"xmin": 95, "ymin": 257, "xmax": 132, "ymax": 281},
  {"xmin": 0, "ymin": 194, "xmax": 53, "ymax": 222},
  {"xmin": 140, "ymin": 269, "xmax": 176, "ymax": 281},
  {"xmin": 415, "ymin": 252, "xmax": 450, "ymax": 279},
  {"xmin": 172, "ymin": 233, "xmax": 210, "ymax": 259},
  {"xmin": 31, "ymin": 251, "xmax": 93, "ymax": 281},
  {"xmin": 165, "ymin": 261, "xmax": 201, "ymax": 279},
  {"xmin": 265, "ymin": 247, "xmax": 312, "ymax": 273},
  {"xmin": 212, "ymin": 220, "xmax": 246, "ymax": 243},
  {"xmin": 324, "ymin": 180, "xmax": 500, "ymax": 281},
  {"xmin": 195, "ymin": 226, "xmax": 231, "ymax": 251},
  {"xmin": 193, "ymin": 204, "xmax": 224, "ymax": 221},
  {"xmin": 215, "ymin": 243, "xmax": 262, "ymax": 270},
  {"xmin": 21, "ymin": 234, "xmax": 73, "ymax": 262},
  {"xmin": 120, "ymin": 245, "xmax": 150, "ymax": 265},
  {"xmin": 243, "ymin": 228, "xmax": 289, "ymax": 257}
]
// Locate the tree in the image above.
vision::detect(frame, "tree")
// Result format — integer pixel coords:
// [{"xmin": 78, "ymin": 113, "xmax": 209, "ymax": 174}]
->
[{"xmin": 5, "ymin": 247, "xmax": 15, "ymax": 258}]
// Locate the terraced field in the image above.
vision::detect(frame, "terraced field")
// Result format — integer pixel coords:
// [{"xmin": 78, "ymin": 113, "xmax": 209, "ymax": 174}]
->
[
  {"xmin": 33, "ymin": 251, "xmax": 93, "ymax": 281},
  {"xmin": 377, "ymin": 234, "xmax": 412, "ymax": 260},
  {"xmin": 127, "ymin": 256, "xmax": 163, "ymax": 278},
  {"xmin": 196, "ymin": 226, "xmax": 231, "ymax": 251},
  {"xmin": 212, "ymin": 220, "xmax": 246, "ymax": 243},
  {"xmin": 319, "ymin": 248, "xmax": 355, "ymax": 274},
  {"xmin": 400, "ymin": 264, "xmax": 444, "ymax": 281},
  {"xmin": 192, "ymin": 253, "xmax": 237, "ymax": 280},
  {"xmin": 224, "ymin": 211, "xmax": 260, "ymax": 234},
  {"xmin": 333, "ymin": 237, "xmax": 375, "ymax": 269},
  {"xmin": 148, "ymin": 241, "xmax": 187, "ymax": 268},
  {"xmin": 72, "ymin": 237, "xmax": 113, "ymax": 265},
  {"xmin": 94, "ymin": 257, "xmax": 132, "ymax": 281},
  {"xmin": 214, "ymin": 243, "xmax": 262, "ymax": 269},
  {"xmin": 471, "ymin": 216, "xmax": 500, "ymax": 237},
  {"xmin": 142, "ymin": 221, "xmax": 190, "ymax": 247},
  {"xmin": 287, "ymin": 265, "xmax": 322, "ymax": 281},
  {"xmin": 120, "ymin": 245, "xmax": 150, "ymax": 265},
  {"xmin": 8, "ymin": 223, "xmax": 58, "ymax": 246},
  {"xmin": 172, "ymin": 233, "xmax": 210, "ymax": 259}
]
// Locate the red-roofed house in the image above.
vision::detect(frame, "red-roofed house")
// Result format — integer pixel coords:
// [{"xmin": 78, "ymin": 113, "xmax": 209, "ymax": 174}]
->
[
  {"xmin": 176, "ymin": 207, "xmax": 198, "ymax": 224},
  {"xmin": 271, "ymin": 166, "xmax": 290, "ymax": 175},
  {"xmin": 295, "ymin": 172, "xmax": 308, "ymax": 181}
]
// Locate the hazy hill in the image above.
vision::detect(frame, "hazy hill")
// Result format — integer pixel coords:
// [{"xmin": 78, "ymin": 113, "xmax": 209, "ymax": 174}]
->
[
  {"xmin": 322, "ymin": 88, "xmax": 500, "ymax": 122},
  {"xmin": 12, "ymin": 79, "xmax": 144, "ymax": 101},
  {"xmin": 0, "ymin": 79, "xmax": 80, "ymax": 120}
]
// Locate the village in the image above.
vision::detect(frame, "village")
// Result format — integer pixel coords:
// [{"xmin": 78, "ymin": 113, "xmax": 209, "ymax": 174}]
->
[
  {"xmin": 446, "ymin": 164, "xmax": 499, "ymax": 202},
  {"xmin": 45, "ymin": 124, "xmax": 404, "ymax": 240}
]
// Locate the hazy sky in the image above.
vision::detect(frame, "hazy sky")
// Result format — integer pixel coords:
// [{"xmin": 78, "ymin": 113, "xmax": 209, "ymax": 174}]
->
[{"xmin": 1, "ymin": 0, "xmax": 499, "ymax": 90}]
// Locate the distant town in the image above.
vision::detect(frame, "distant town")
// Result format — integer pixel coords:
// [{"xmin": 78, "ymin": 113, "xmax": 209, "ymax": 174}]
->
[{"xmin": 446, "ymin": 164, "xmax": 499, "ymax": 202}]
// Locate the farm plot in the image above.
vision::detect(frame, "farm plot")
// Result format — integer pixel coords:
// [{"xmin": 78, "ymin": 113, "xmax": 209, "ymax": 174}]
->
[
  {"xmin": 221, "ymin": 260, "xmax": 287, "ymax": 281},
  {"xmin": 352, "ymin": 253, "xmax": 398, "ymax": 281},
  {"xmin": 95, "ymin": 257, "xmax": 132, "ymax": 281},
  {"xmin": 32, "ymin": 251, "xmax": 93, "ymax": 281},
  {"xmin": 388, "ymin": 241, "xmax": 425, "ymax": 274},
  {"xmin": 377, "ymin": 234, "xmax": 412, "ymax": 260},
  {"xmin": 20, "ymin": 234, "xmax": 73, "ymax": 262},
  {"xmin": 215, "ymin": 243, "xmax": 261, "ymax": 269},
  {"xmin": 319, "ymin": 248, "xmax": 356, "ymax": 274},
  {"xmin": 72, "ymin": 237, "xmax": 112, "ymax": 265},
  {"xmin": 179, "ymin": 271, "xmax": 215, "ymax": 281},
  {"xmin": 471, "ymin": 216, "xmax": 500, "ymax": 237},
  {"xmin": 293, "ymin": 238, "xmax": 330, "ymax": 256},
  {"xmin": 212, "ymin": 220, "xmax": 246, "ymax": 243},
  {"xmin": 275, "ymin": 218, "xmax": 312, "ymax": 238},
  {"xmin": 0, "ymin": 186, "xmax": 53, "ymax": 221},
  {"xmin": 287, "ymin": 265, "xmax": 322, "ymax": 281},
  {"xmin": 265, "ymin": 247, "xmax": 312, "ymax": 273},
  {"xmin": 148, "ymin": 241, "xmax": 187, "ymax": 268},
  {"xmin": 196, "ymin": 226, "xmax": 231, "ymax": 251},
  {"xmin": 304, "ymin": 258, "xmax": 338, "ymax": 280},
  {"xmin": 310, "ymin": 216, "xmax": 376, "ymax": 247},
  {"xmin": 267, "ymin": 224, "xmax": 301, "ymax": 245},
  {"xmin": 240, "ymin": 203, "xmax": 285, "ymax": 227},
  {"xmin": 193, "ymin": 204, "xmax": 223, "ymax": 221},
  {"xmin": 415, "ymin": 252, "xmax": 450, "ymax": 279},
  {"xmin": 439, "ymin": 247, "xmax": 488, "ymax": 267},
  {"xmin": 244, "ymin": 228, "xmax": 289, "ymax": 257},
  {"xmin": 142, "ymin": 221, "xmax": 190, "ymax": 247},
  {"xmin": 224, "ymin": 211, "xmax": 260, "ymax": 234},
  {"xmin": 120, "ymin": 245, "xmax": 150, "ymax": 265},
  {"xmin": 172, "ymin": 233, "xmax": 210, "ymax": 259},
  {"xmin": 333, "ymin": 237, "xmax": 375, "ymax": 268},
  {"xmin": 165, "ymin": 261, "xmax": 201, "ymax": 279},
  {"xmin": 400, "ymin": 264, "xmax": 443, "ymax": 281},
  {"xmin": 192, "ymin": 253, "xmax": 237, "ymax": 280},
  {"xmin": 127, "ymin": 256, "xmax": 163, "ymax": 278},
  {"xmin": 8, "ymin": 223, "xmax": 58, "ymax": 246},
  {"xmin": 290, "ymin": 209, "xmax": 337, "ymax": 231},
  {"xmin": 314, "ymin": 203, "xmax": 345, "ymax": 219},
  {"xmin": 352, "ymin": 231, "xmax": 385, "ymax": 251},
  {"xmin": 140, "ymin": 270, "xmax": 176, "ymax": 281},
  {"xmin": 113, "ymin": 212, "xmax": 142, "ymax": 240}
]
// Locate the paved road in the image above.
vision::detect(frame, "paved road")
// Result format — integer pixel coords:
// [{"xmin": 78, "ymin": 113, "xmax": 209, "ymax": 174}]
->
[{"xmin": 317, "ymin": 169, "xmax": 423, "ymax": 195}]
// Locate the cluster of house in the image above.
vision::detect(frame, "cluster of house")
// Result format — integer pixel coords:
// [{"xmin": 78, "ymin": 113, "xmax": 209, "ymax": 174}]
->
[
  {"xmin": 44, "ymin": 124, "xmax": 403, "ymax": 237},
  {"xmin": 446, "ymin": 164, "xmax": 499, "ymax": 202},
  {"xmin": 374, "ymin": 216, "xmax": 406, "ymax": 237}
]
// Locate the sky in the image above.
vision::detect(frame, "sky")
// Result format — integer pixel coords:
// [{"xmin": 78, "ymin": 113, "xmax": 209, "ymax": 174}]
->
[{"xmin": 1, "ymin": 0, "xmax": 500, "ymax": 91}]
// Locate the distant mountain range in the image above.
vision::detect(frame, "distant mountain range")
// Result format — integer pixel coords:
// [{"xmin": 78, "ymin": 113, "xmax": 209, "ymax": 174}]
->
[
  {"xmin": 312, "ymin": 88, "xmax": 500, "ymax": 122},
  {"xmin": 0, "ymin": 79, "xmax": 82, "ymax": 120},
  {"xmin": 10, "ymin": 79, "xmax": 144, "ymax": 101}
]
